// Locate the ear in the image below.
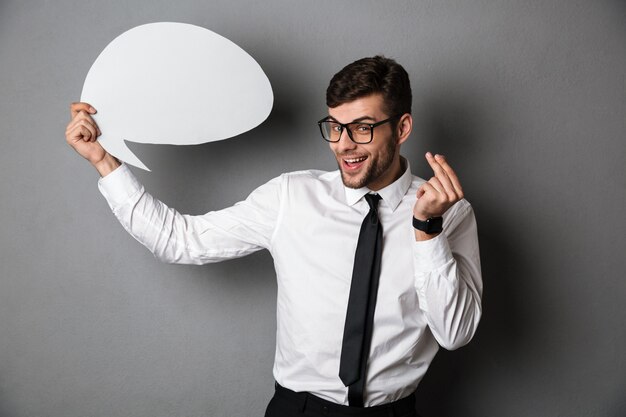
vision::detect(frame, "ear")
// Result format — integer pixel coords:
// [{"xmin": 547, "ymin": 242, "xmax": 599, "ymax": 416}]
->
[{"xmin": 396, "ymin": 113, "xmax": 412, "ymax": 145}]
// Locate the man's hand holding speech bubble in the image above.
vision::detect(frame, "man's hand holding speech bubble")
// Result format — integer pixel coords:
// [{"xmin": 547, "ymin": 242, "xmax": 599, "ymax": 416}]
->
[{"xmin": 68, "ymin": 22, "xmax": 273, "ymax": 172}]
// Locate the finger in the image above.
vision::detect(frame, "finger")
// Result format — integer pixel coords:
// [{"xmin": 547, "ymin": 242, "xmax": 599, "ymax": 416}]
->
[
  {"xmin": 81, "ymin": 120, "xmax": 98, "ymax": 142},
  {"xmin": 428, "ymin": 176, "xmax": 445, "ymax": 194},
  {"xmin": 432, "ymin": 163, "xmax": 458, "ymax": 200},
  {"xmin": 431, "ymin": 156, "xmax": 460, "ymax": 200},
  {"xmin": 415, "ymin": 182, "xmax": 439, "ymax": 220},
  {"xmin": 67, "ymin": 110, "xmax": 92, "ymax": 127},
  {"xmin": 67, "ymin": 124, "xmax": 91, "ymax": 143},
  {"xmin": 418, "ymin": 181, "xmax": 439, "ymax": 195},
  {"xmin": 434, "ymin": 154, "xmax": 464, "ymax": 197},
  {"xmin": 416, "ymin": 182, "xmax": 428, "ymax": 199},
  {"xmin": 66, "ymin": 115, "xmax": 90, "ymax": 136},
  {"xmin": 426, "ymin": 152, "xmax": 456, "ymax": 193},
  {"xmin": 70, "ymin": 102, "xmax": 96, "ymax": 117},
  {"xmin": 70, "ymin": 102, "xmax": 96, "ymax": 118},
  {"xmin": 72, "ymin": 120, "xmax": 97, "ymax": 142},
  {"xmin": 67, "ymin": 111, "xmax": 100, "ymax": 136},
  {"xmin": 73, "ymin": 125, "xmax": 93, "ymax": 143},
  {"xmin": 66, "ymin": 112, "xmax": 84, "ymax": 132},
  {"xmin": 425, "ymin": 152, "xmax": 448, "ymax": 181}
]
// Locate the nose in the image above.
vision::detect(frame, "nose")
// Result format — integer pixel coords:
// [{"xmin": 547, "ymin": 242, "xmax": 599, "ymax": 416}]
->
[{"xmin": 335, "ymin": 127, "xmax": 357, "ymax": 153}]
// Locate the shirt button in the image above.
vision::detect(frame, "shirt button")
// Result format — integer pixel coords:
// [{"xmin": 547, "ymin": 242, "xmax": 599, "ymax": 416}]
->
[{"xmin": 322, "ymin": 405, "xmax": 329, "ymax": 415}]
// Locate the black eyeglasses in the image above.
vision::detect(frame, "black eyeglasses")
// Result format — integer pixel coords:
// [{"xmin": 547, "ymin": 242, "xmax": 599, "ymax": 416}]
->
[{"xmin": 317, "ymin": 115, "xmax": 400, "ymax": 144}]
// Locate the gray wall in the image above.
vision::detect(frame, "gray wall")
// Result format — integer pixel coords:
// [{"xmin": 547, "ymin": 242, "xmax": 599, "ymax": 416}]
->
[{"xmin": 1, "ymin": 1, "xmax": 625, "ymax": 416}]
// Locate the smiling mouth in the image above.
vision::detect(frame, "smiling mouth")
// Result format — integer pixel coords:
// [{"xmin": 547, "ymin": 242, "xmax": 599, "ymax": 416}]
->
[{"xmin": 342, "ymin": 155, "xmax": 368, "ymax": 170}]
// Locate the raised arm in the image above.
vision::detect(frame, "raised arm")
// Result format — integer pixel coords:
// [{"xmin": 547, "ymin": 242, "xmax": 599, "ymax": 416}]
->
[
  {"xmin": 66, "ymin": 102, "xmax": 282, "ymax": 265},
  {"xmin": 412, "ymin": 153, "xmax": 482, "ymax": 350},
  {"xmin": 98, "ymin": 166, "xmax": 282, "ymax": 264}
]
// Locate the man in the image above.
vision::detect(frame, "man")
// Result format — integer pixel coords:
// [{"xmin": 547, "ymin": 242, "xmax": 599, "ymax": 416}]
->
[{"xmin": 65, "ymin": 56, "xmax": 482, "ymax": 417}]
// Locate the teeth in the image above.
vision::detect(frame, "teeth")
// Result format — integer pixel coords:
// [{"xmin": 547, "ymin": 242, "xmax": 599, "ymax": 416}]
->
[{"xmin": 345, "ymin": 156, "xmax": 367, "ymax": 163}]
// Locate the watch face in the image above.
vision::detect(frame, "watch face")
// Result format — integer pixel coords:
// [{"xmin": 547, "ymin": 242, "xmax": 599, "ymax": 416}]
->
[
  {"xmin": 426, "ymin": 217, "xmax": 441, "ymax": 233},
  {"xmin": 427, "ymin": 217, "xmax": 443, "ymax": 233}
]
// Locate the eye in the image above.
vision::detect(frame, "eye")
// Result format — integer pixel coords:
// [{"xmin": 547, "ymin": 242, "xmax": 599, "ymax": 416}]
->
[
  {"xmin": 330, "ymin": 123, "xmax": 342, "ymax": 132},
  {"xmin": 354, "ymin": 124, "xmax": 371, "ymax": 134}
]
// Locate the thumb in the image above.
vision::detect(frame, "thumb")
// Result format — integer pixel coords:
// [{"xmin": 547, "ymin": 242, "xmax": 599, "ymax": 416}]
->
[{"xmin": 416, "ymin": 184, "xmax": 426, "ymax": 199}]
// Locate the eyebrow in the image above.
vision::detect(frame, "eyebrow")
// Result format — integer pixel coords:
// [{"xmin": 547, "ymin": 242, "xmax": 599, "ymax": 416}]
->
[{"xmin": 326, "ymin": 115, "xmax": 377, "ymax": 123}]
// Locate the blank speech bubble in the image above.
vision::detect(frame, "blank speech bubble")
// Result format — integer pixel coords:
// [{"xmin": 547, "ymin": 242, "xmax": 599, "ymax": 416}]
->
[{"xmin": 80, "ymin": 22, "xmax": 273, "ymax": 171}]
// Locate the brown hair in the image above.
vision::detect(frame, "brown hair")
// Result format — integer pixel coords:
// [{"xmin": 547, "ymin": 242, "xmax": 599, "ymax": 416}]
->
[{"xmin": 326, "ymin": 55, "xmax": 412, "ymax": 117}]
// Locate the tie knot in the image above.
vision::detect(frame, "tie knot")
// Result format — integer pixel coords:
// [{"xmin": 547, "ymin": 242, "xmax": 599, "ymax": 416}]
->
[{"xmin": 364, "ymin": 193, "xmax": 382, "ymax": 210}]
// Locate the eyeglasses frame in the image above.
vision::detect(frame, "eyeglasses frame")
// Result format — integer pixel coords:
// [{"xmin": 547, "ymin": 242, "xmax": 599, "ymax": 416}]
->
[{"xmin": 317, "ymin": 114, "xmax": 401, "ymax": 144}]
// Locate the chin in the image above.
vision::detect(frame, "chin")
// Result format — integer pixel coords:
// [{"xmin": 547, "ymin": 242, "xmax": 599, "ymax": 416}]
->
[
  {"xmin": 339, "ymin": 170, "xmax": 368, "ymax": 189},
  {"xmin": 341, "ymin": 178, "xmax": 362, "ymax": 189}
]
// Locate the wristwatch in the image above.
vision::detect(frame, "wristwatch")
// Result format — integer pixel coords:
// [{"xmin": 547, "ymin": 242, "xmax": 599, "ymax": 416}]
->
[{"xmin": 412, "ymin": 216, "xmax": 443, "ymax": 234}]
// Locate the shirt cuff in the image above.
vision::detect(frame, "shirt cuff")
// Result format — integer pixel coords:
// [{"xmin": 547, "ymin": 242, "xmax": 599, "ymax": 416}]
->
[
  {"xmin": 412, "ymin": 232, "xmax": 454, "ymax": 273},
  {"xmin": 97, "ymin": 163, "xmax": 142, "ymax": 208}
]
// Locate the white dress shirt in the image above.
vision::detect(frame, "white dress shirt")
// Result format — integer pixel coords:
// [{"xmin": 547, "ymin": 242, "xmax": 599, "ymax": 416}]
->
[{"xmin": 98, "ymin": 159, "xmax": 482, "ymax": 407}]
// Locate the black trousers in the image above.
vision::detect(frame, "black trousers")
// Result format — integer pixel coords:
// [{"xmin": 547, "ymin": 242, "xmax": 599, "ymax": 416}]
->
[{"xmin": 264, "ymin": 383, "xmax": 419, "ymax": 417}]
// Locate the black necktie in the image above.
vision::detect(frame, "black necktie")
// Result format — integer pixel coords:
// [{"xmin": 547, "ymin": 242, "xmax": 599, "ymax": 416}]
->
[{"xmin": 339, "ymin": 193, "xmax": 383, "ymax": 407}]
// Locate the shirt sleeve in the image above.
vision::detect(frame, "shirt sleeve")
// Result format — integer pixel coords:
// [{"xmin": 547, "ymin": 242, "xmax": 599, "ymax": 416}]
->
[
  {"xmin": 412, "ymin": 199, "xmax": 483, "ymax": 350},
  {"xmin": 97, "ymin": 163, "xmax": 283, "ymax": 265}
]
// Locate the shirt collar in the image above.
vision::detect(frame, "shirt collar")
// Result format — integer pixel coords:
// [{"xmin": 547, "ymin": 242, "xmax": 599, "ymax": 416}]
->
[{"xmin": 343, "ymin": 157, "xmax": 413, "ymax": 212}]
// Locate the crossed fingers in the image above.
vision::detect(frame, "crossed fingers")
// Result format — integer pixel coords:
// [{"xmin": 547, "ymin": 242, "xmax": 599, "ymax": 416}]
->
[
  {"xmin": 415, "ymin": 152, "xmax": 464, "ymax": 219},
  {"xmin": 425, "ymin": 152, "xmax": 463, "ymax": 199}
]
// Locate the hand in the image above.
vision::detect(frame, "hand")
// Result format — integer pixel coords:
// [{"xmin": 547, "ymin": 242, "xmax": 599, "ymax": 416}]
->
[
  {"xmin": 414, "ymin": 152, "xmax": 464, "ymax": 221},
  {"xmin": 65, "ymin": 102, "xmax": 119, "ymax": 176}
]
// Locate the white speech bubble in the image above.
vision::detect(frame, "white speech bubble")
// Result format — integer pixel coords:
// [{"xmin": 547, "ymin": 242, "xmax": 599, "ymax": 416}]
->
[{"xmin": 80, "ymin": 22, "xmax": 273, "ymax": 171}]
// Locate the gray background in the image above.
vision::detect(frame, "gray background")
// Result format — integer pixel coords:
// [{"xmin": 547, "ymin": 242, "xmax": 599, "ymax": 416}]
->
[{"xmin": 1, "ymin": 1, "xmax": 625, "ymax": 416}]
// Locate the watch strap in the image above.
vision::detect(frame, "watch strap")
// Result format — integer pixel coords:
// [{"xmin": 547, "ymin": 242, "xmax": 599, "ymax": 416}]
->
[{"xmin": 412, "ymin": 216, "xmax": 443, "ymax": 234}]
